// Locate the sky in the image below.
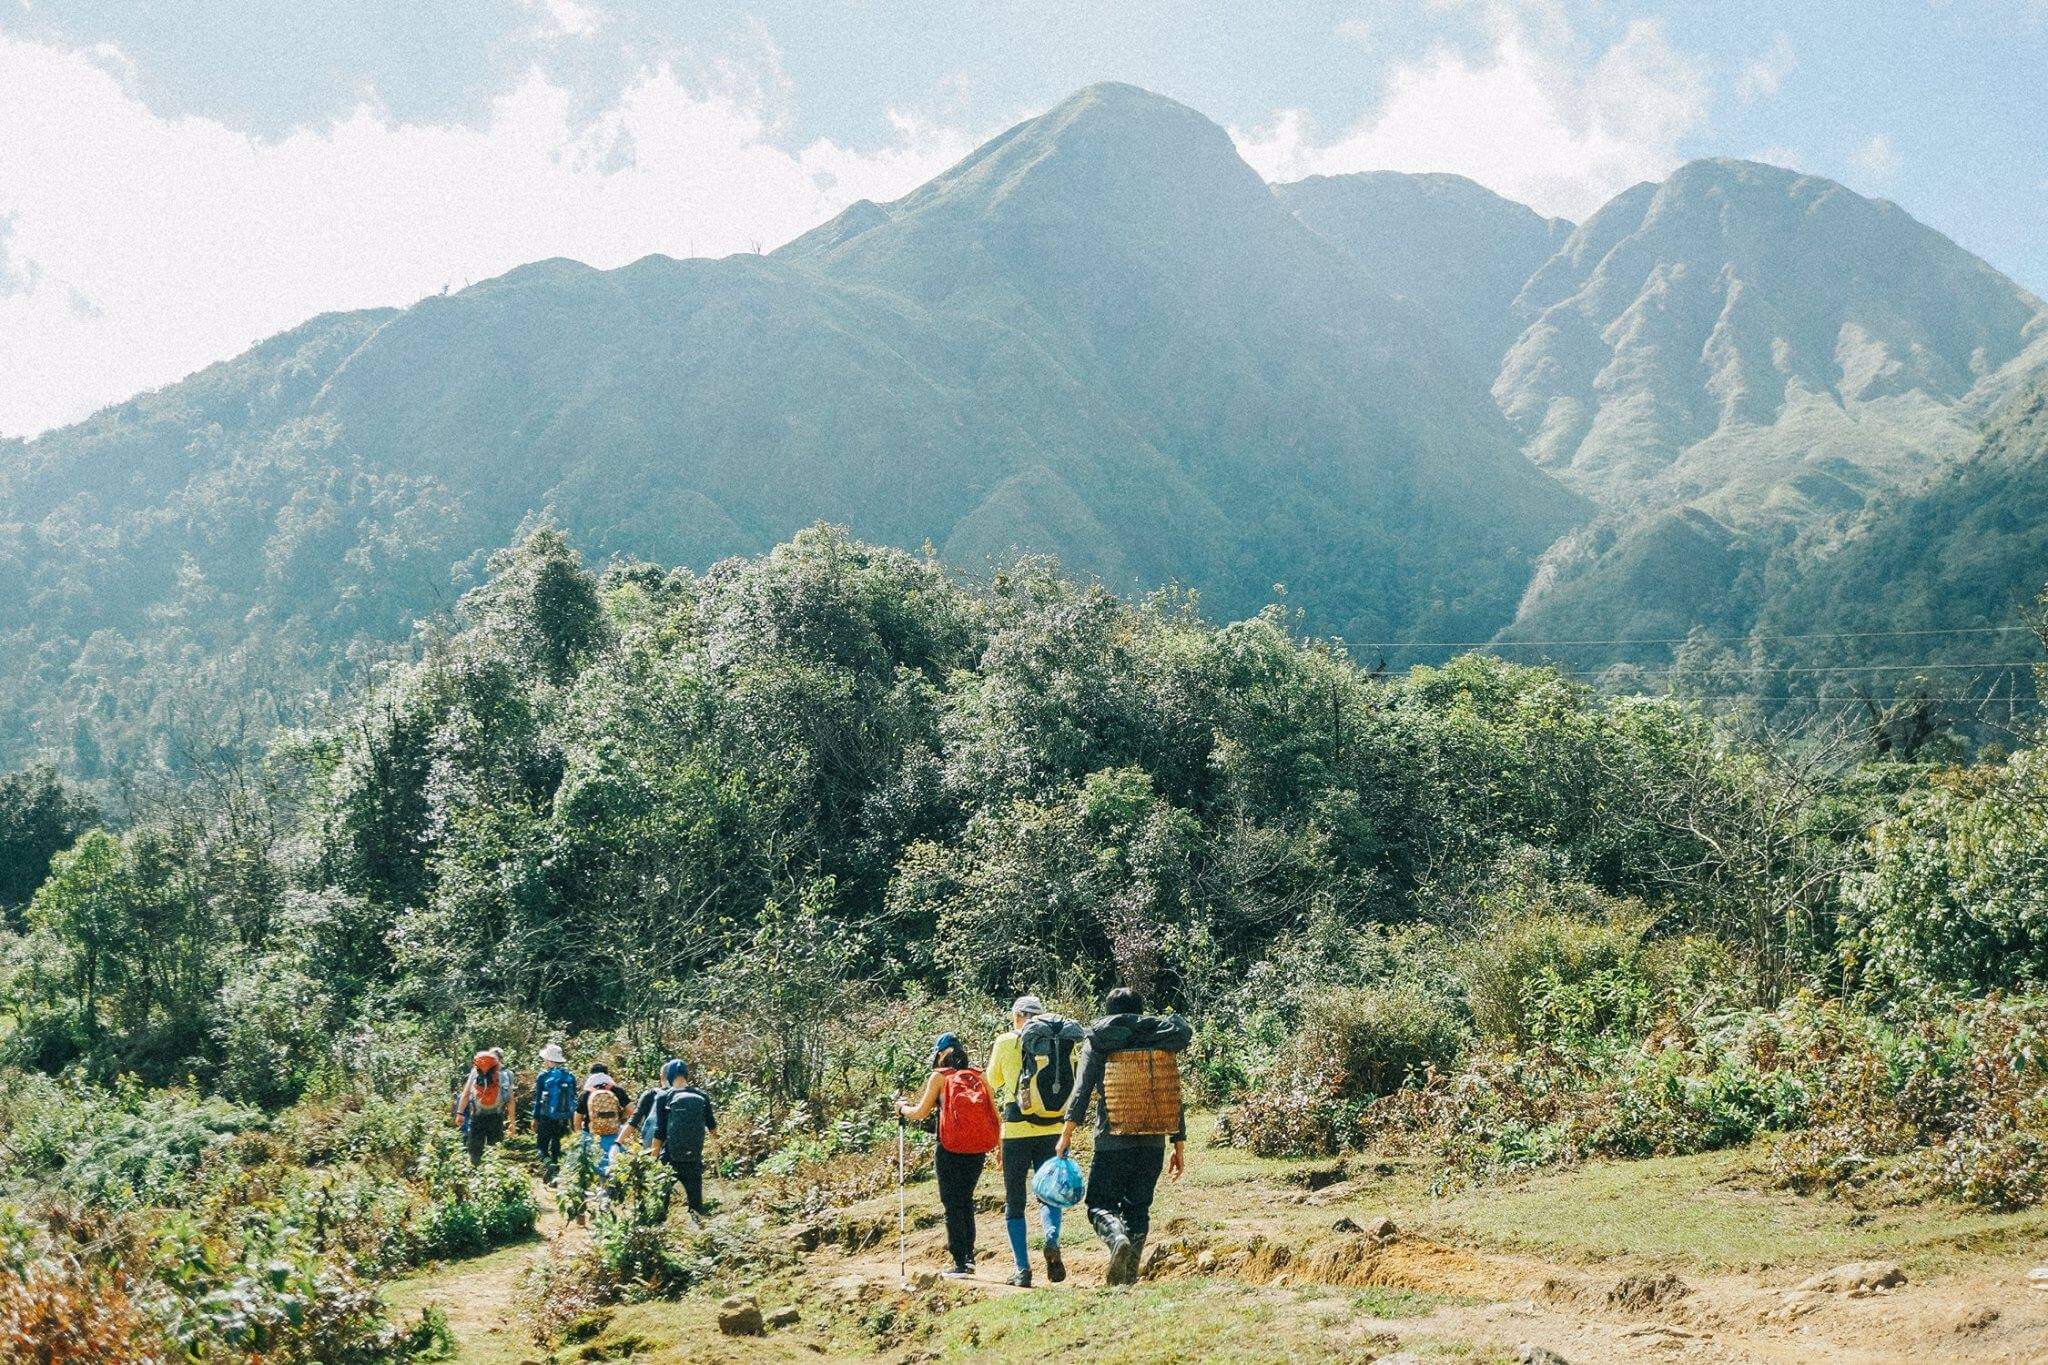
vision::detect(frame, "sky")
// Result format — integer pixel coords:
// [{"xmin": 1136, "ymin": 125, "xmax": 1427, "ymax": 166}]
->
[{"xmin": 2, "ymin": 0, "xmax": 2044, "ymax": 439}]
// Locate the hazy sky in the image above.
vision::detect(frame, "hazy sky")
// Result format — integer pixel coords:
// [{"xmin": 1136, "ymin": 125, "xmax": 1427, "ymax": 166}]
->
[{"xmin": 3, "ymin": 0, "xmax": 2044, "ymax": 438}]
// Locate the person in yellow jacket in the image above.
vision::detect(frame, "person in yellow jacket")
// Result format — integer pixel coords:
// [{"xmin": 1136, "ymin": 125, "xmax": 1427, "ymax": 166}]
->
[{"xmin": 986, "ymin": 994, "xmax": 1079, "ymax": 1287}]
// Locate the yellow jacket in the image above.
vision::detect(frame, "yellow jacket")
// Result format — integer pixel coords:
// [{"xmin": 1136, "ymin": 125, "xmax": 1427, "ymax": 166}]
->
[{"xmin": 987, "ymin": 1029, "xmax": 1067, "ymax": 1139}]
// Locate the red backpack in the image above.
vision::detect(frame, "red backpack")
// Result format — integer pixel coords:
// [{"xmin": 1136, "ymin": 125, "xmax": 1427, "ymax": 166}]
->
[{"xmin": 935, "ymin": 1067, "xmax": 1000, "ymax": 1155}]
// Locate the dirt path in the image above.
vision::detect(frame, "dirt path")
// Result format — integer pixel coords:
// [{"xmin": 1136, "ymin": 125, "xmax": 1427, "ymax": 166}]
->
[
  {"xmin": 380, "ymin": 1133, "xmax": 2048, "ymax": 1363},
  {"xmin": 384, "ymin": 1178, "xmax": 590, "ymax": 1365}
]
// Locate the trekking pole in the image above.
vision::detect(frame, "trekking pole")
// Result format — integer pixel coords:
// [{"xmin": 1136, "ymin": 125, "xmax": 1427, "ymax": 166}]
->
[{"xmin": 896, "ymin": 1096, "xmax": 909, "ymax": 1288}]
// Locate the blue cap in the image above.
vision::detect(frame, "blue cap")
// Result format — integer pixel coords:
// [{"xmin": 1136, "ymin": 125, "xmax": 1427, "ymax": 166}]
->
[
  {"xmin": 663, "ymin": 1058, "xmax": 689, "ymax": 1084},
  {"xmin": 931, "ymin": 1032, "xmax": 960, "ymax": 1054}
]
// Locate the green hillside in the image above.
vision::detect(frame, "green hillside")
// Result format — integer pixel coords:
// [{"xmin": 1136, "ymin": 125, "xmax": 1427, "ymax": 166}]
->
[
  {"xmin": 0, "ymin": 83, "xmax": 1583, "ymax": 777},
  {"xmin": 1277, "ymin": 170, "xmax": 1572, "ymax": 389}
]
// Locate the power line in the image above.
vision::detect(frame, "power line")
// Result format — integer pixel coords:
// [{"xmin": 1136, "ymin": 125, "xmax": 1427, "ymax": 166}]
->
[
  {"xmin": 1369, "ymin": 625, "xmax": 2039, "ymax": 650},
  {"xmin": 1565, "ymin": 660, "xmax": 2040, "ymax": 678},
  {"xmin": 1631, "ymin": 694, "xmax": 2032, "ymax": 704}
]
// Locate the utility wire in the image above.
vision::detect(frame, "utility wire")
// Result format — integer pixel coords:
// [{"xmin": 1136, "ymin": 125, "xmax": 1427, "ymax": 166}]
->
[
  {"xmin": 1369, "ymin": 625, "xmax": 2038, "ymax": 650},
  {"xmin": 1560, "ymin": 660, "xmax": 2040, "ymax": 677}
]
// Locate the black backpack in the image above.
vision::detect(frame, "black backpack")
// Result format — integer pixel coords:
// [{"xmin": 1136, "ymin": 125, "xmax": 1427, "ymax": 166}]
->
[
  {"xmin": 1007, "ymin": 1014, "xmax": 1085, "ymax": 1123},
  {"xmin": 661, "ymin": 1087, "xmax": 711, "ymax": 1160}
]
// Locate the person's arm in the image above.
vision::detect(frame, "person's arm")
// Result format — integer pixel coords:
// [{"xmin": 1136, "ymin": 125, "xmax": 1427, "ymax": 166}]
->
[
  {"xmin": 702, "ymin": 1091, "xmax": 716, "ymax": 1134},
  {"xmin": 1055, "ymin": 1041, "xmax": 1102, "ymax": 1157},
  {"xmin": 897, "ymin": 1071, "xmax": 944, "ymax": 1123},
  {"xmin": 454, "ymin": 1074, "xmax": 475, "ymax": 1124}
]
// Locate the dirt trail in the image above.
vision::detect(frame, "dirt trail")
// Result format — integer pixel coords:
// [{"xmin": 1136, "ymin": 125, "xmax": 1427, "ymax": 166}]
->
[{"xmin": 386, "ymin": 1142, "xmax": 2048, "ymax": 1363}]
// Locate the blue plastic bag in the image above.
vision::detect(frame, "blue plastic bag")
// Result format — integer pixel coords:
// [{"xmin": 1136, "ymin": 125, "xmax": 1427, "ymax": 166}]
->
[{"xmin": 1031, "ymin": 1154, "xmax": 1086, "ymax": 1209}]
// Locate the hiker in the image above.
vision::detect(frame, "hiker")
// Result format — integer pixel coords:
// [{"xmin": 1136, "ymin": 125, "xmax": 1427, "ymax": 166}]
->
[
  {"xmin": 576, "ymin": 1062, "xmax": 633, "ymax": 1173},
  {"xmin": 453, "ymin": 1048, "xmax": 517, "ymax": 1165},
  {"xmin": 1055, "ymin": 987, "xmax": 1192, "ymax": 1285},
  {"xmin": 987, "ymin": 994, "xmax": 1085, "ymax": 1286},
  {"xmin": 646, "ymin": 1059, "xmax": 718, "ymax": 1215},
  {"xmin": 896, "ymin": 1032, "xmax": 1000, "ymax": 1278},
  {"xmin": 531, "ymin": 1043, "xmax": 578, "ymax": 1177}
]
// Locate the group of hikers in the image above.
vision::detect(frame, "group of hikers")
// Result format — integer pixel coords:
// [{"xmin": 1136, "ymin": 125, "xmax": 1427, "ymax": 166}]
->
[
  {"xmin": 448, "ymin": 984, "xmax": 1189, "ymax": 1289},
  {"xmin": 896, "ymin": 987, "xmax": 1191, "ymax": 1288},
  {"xmin": 451, "ymin": 1044, "xmax": 718, "ymax": 1214}
]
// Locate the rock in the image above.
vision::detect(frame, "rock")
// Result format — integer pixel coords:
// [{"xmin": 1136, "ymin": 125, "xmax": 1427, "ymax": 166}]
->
[
  {"xmin": 1332, "ymin": 1216, "xmax": 1362, "ymax": 1233},
  {"xmin": 716, "ymin": 1295, "xmax": 763, "ymax": 1337},
  {"xmin": 1606, "ymin": 1272, "xmax": 1690, "ymax": 1311},
  {"xmin": 911, "ymin": 1270, "xmax": 942, "ymax": 1290},
  {"xmin": 1955, "ymin": 1306, "xmax": 2000, "ymax": 1334},
  {"xmin": 2029, "ymin": 1265, "xmax": 2048, "ymax": 1292},
  {"xmin": 826, "ymin": 1273, "xmax": 869, "ymax": 1300},
  {"xmin": 764, "ymin": 1305, "xmax": 800, "ymax": 1329},
  {"xmin": 1795, "ymin": 1260, "xmax": 1906, "ymax": 1296},
  {"xmin": 1285, "ymin": 1159, "xmax": 1351, "ymax": 1190},
  {"xmin": 1517, "ymin": 1346, "xmax": 1570, "ymax": 1365},
  {"xmin": 1367, "ymin": 1215, "xmax": 1398, "ymax": 1242},
  {"xmin": 1195, "ymin": 1249, "xmax": 1218, "ymax": 1272},
  {"xmin": 786, "ymin": 1222, "xmax": 823, "ymax": 1252},
  {"xmin": 1141, "ymin": 1242, "xmax": 1177, "ymax": 1275},
  {"xmin": 1769, "ymin": 1290, "xmax": 1824, "ymax": 1322}
]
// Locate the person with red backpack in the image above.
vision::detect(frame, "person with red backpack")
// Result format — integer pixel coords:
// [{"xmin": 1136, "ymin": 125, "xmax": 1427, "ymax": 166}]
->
[
  {"xmin": 895, "ymin": 1032, "xmax": 999, "ymax": 1278},
  {"xmin": 453, "ymin": 1049, "xmax": 517, "ymax": 1165}
]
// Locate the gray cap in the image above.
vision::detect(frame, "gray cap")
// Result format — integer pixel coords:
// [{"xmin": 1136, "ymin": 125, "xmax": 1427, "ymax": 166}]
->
[{"xmin": 1013, "ymin": 994, "xmax": 1046, "ymax": 1018}]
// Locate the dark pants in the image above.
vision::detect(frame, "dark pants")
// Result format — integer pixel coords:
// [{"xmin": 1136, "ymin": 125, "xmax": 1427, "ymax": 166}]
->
[
  {"xmin": 1002, "ymin": 1132, "xmax": 1059, "ymax": 1220},
  {"xmin": 934, "ymin": 1147, "xmax": 986, "ymax": 1267},
  {"xmin": 534, "ymin": 1116, "xmax": 569, "ymax": 1167},
  {"xmin": 667, "ymin": 1158, "xmax": 706, "ymax": 1214},
  {"xmin": 464, "ymin": 1109, "xmax": 506, "ymax": 1165},
  {"xmin": 1086, "ymin": 1145, "xmax": 1165, "ymax": 1247}
]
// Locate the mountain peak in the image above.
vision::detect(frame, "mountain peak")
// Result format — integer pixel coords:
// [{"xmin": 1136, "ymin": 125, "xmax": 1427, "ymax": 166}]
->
[{"xmin": 1496, "ymin": 154, "xmax": 2048, "ymax": 517}]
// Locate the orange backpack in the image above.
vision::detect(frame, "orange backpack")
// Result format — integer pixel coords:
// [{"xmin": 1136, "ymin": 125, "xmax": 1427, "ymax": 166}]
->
[
  {"xmin": 935, "ymin": 1067, "xmax": 1000, "ymax": 1154},
  {"xmin": 472, "ymin": 1061, "xmax": 504, "ymax": 1113}
]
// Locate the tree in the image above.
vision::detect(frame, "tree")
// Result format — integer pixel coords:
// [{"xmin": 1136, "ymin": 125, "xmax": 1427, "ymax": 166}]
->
[{"xmin": 0, "ymin": 765, "xmax": 101, "ymax": 919}]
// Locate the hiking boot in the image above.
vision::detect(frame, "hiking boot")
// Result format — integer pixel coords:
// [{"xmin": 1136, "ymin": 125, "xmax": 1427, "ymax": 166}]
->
[
  {"xmin": 1044, "ymin": 1244, "xmax": 1066, "ymax": 1283},
  {"xmin": 1007, "ymin": 1269, "xmax": 1032, "ymax": 1288},
  {"xmin": 1091, "ymin": 1210, "xmax": 1137, "ymax": 1286},
  {"xmin": 942, "ymin": 1262, "xmax": 973, "ymax": 1279}
]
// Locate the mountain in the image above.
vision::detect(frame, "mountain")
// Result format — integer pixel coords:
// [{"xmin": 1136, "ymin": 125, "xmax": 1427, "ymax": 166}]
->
[
  {"xmin": 1277, "ymin": 171, "xmax": 1572, "ymax": 388},
  {"xmin": 1494, "ymin": 159, "xmax": 2048, "ymax": 658},
  {"xmin": 1497, "ymin": 159, "xmax": 2048, "ymax": 521},
  {"xmin": 0, "ymin": 82, "xmax": 1585, "ymax": 775},
  {"xmin": 1748, "ymin": 377, "xmax": 2048, "ymax": 698}
]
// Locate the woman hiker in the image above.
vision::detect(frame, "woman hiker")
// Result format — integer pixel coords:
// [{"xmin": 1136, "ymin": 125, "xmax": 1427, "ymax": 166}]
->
[
  {"xmin": 895, "ymin": 1032, "xmax": 1000, "ymax": 1278},
  {"xmin": 985, "ymin": 994, "xmax": 1082, "ymax": 1286}
]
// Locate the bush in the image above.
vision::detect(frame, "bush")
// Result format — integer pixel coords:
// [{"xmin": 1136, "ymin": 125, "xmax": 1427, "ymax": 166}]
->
[
  {"xmin": 1220, "ymin": 983, "xmax": 1465, "ymax": 1157},
  {"xmin": 1461, "ymin": 902, "xmax": 1655, "ymax": 1051}
]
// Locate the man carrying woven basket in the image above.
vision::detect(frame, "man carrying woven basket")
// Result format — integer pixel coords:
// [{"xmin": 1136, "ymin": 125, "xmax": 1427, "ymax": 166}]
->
[{"xmin": 1055, "ymin": 986, "xmax": 1192, "ymax": 1285}]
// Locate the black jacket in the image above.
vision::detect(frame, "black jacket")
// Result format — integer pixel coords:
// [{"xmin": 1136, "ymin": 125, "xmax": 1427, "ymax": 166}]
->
[{"xmin": 1064, "ymin": 1012, "xmax": 1192, "ymax": 1151}]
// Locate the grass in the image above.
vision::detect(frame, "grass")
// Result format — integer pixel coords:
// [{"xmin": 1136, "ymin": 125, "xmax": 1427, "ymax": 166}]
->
[
  {"xmin": 918, "ymin": 1279, "xmax": 1465, "ymax": 1364},
  {"xmin": 1412, "ymin": 1147, "xmax": 2048, "ymax": 1276}
]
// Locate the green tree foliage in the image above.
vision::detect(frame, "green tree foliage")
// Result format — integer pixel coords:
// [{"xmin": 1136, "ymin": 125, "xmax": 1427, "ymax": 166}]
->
[{"xmin": 0, "ymin": 765, "xmax": 100, "ymax": 919}]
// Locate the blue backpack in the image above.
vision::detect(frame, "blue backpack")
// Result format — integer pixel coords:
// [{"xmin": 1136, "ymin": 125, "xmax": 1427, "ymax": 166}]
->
[{"xmin": 536, "ymin": 1066, "xmax": 578, "ymax": 1122}]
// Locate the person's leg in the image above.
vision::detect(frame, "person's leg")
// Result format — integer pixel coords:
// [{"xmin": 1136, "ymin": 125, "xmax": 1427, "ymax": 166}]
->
[
  {"xmin": 935, "ymin": 1148, "xmax": 981, "ymax": 1271},
  {"xmin": 1015, "ymin": 1133, "xmax": 1061, "ymax": 1248},
  {"xmin": 1001, "ymin": 1138, "xmax": 1032, "ymax": 1280},
  {"xmin": 1118, "ymin": 1146, "xmax": 1167, "ymax": 1249},
  {"xmin": 675, "ymin": 1160, "xmax": 705, "ymax": 1214},
  {"xmin": 463, "ymin": 1120, "xmax": 484, "ymax": 1166},
  {"xmin": 1086, "ymin": 1147, "xmax": 1146, "ymax": 1285}
]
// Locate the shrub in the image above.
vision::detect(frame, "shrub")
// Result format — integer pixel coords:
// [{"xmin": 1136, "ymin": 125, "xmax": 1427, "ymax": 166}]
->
[
  {"xmin": 1220, "ymin": 983, "xmax": 1465, "ymax": 1157},
  {"xmin": 1461, "ymin": 905, "xmax": 1654, "ymax": 1051}
]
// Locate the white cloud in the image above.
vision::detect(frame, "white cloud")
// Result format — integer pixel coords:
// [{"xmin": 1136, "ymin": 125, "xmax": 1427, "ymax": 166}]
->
[
  {"xmin": 1737, "ymin": 31, "xmax": 1796, "ymax": 103},
  {"xmin": 0, "ymin": 33, "xmax": 978, "ymax": 437},
  {"xmin": 1234, "ymin": 12, "xmax": 1709, "ymax": 221},
  {"xmin": 1854, "ymin": 132, "xmax": 1901, "ymax": 179}
]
